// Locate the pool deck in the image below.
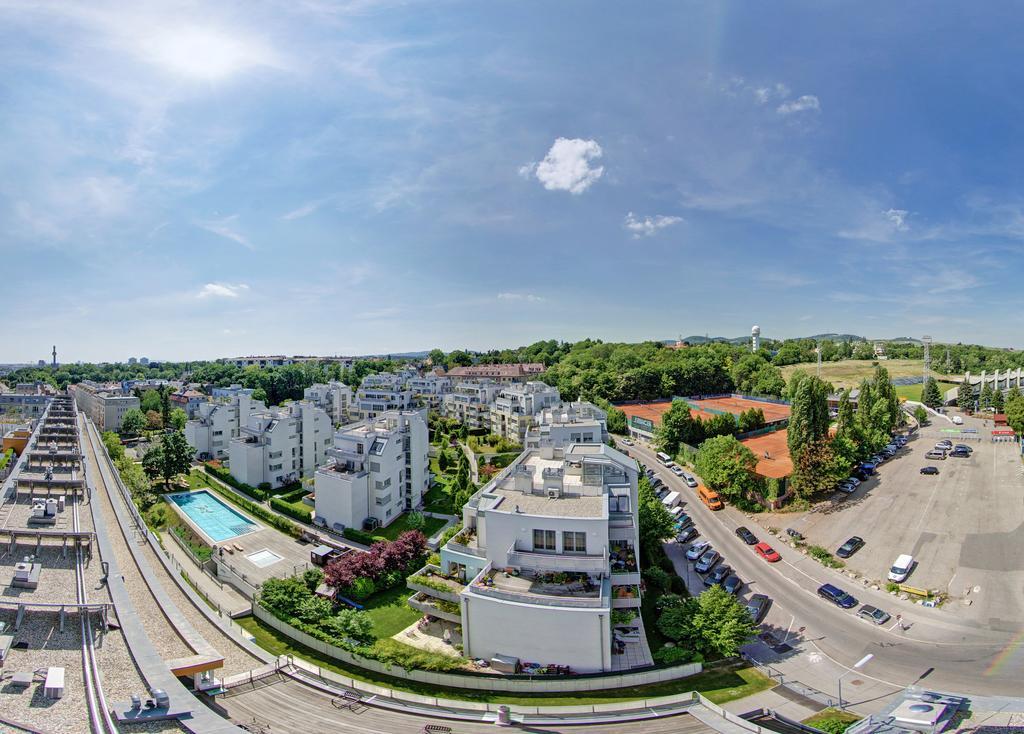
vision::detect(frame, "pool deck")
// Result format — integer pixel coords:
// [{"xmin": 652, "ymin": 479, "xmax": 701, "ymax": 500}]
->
[
  {"xmin": 167, "ymin": 489, "xmax": 260, "ymax": 545},
  {"xmin": 165, "ymin": 489, "xmax": 317, "ymax": 593},
  {"xmin": 213, "ymin": 525, "xmax": 317, "ymax": 592}
]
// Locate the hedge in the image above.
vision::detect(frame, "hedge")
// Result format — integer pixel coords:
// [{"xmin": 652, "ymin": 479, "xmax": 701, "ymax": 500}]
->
[
  {"xmin": 275, "ymin": 485, "xmax": 309, "ymax": 503},
  {"xmin": 204, "ymin": 463, "xmax": 268, "ymax": 501},
  {"xmin": 343, "ymin": 527, "xmax": 386, "ymax": 546},
  {"xmin": 270, "ymin": 496, "xmax": 312, "ymax": 523}
]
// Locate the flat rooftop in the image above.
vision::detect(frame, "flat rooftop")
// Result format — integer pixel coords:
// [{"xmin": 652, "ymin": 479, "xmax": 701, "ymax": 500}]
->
[{"xmin": 480, "ymin": 453, "xmax": 608, "ymax": 519}]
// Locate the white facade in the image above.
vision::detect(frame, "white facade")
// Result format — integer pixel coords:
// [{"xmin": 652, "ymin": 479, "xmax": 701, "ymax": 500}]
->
[
  {"xmin": 525, "ymin": 401, "xmax": 608, "ymax": 451},
  {"xmin": 185, "ymin": 392, "xmax": 266, "ymax": 460},
  {"xmin": 490, "ymin": 381, "xmax": 561, "ymax": 442},
  {"xmin": 406, "ymin": 373, "xmax": 452, "ymax": 410},
  {"xmin": 304, "ymin": 381, "xmax": 355, "ymax": 425},
  {"xmin": 68, "ymin": 380, "xmax": 141, "ymax": 432},
  {"xmin": 424, "ymin": 442, "xmax": 647, "ymax": 673},
  {"xmin": 227, "ymin": 401, "xmax": 332, "ymax": 489},
  {"xmin": 355, "ymin": 373, "xmax": 415, "ymax": 420},
  {"xmin": 314, "ymin": 410, "xmax": 429, "ymax": 532},
  {"xmin": 441, "ymin": 381, "xmax": 502, "ymax": 430}
]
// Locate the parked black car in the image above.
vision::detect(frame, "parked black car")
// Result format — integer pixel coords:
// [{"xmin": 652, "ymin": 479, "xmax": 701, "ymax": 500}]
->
[
  {"xmin": 746, "ymin": 594, "xmax": 771, "ymax": 623},
  {"xmin": 735, "ymin": 526, "xmax": 758, "ymax": 545},
  {"xmin": 705, "ymin": 564, "xmax": 732, "ymax": 587},
  {"xmin": 722, "ymin": 575, "xmax": 742, "ymax": 595},
  {"xmin": 836, "ymin": 536, "xmax": 865, "ymax": 558},
  {"xmin": 920, "ymin": 466, "xmax": 940, "ymax": 475},
  {"xmin": 785, "ymin": 528, "xmax": 805, "ymax": 541}
]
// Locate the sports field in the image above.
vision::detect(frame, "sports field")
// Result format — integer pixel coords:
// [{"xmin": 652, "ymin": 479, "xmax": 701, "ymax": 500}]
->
[
  {"xmin": 690, "ymin": 395, "xmax": 791, "ymax": 423},
  {"xmin": 740, "ymin": 429, "xmax": 792, "ymax": 479},
  {"xmin": 779, "ymin": 358, "xmax": 933, "ymax": 390}
]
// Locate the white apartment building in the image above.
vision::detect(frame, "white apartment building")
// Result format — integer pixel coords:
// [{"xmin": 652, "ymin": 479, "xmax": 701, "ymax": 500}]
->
[
  {"xmin": 314, "ymin": 410, "xmax": 430, "ymax": 532},
  {"xmin": 412, "ymin": 442, "xmax": 649, "ymax": 673},
  {"xmin": 490, "ymin": 381, "xmax": 561, "ymax": 442},
  {"xmin": 227, "ymin": 401, "xmax": 332, "ymax": 489},
  {"xmin": 303, "ymin": 381, "xmax": 355, "ymax": 425},
  {"xmin": 406, "ymin": 373, "xmax": 452, "ymax": 410},
  {"xmin": 354, "ymin": 372, "xmax": 415, "ymax": 419},
  {"xmin": 441, "ymin": 381, "xmax": 502, "ymax": 431},
  {"xmin": 69, "ymin": 380, "xmax": 141, "ymax": 432},
  {"xmin": 185, "ymin": 391, "xmax": 266, "ymax": 460},
  {"xmin": 525, "ymin": 401, "xmax": 608, "ymax": 451}
]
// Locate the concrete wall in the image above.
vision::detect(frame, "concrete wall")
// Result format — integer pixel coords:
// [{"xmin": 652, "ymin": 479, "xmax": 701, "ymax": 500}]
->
[
  {"xmin": 252, "ymin": 602, "xmax": 701, "ymax": 692},
  {"xmin": 462, "ymin": 592, "xmax": 610, "ymax": 672}
]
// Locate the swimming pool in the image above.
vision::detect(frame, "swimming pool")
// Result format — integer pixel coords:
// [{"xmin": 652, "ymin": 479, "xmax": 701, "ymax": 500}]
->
[{"xmin": 168, "ymin": 490, "xmax": 258, "ymax": 542}]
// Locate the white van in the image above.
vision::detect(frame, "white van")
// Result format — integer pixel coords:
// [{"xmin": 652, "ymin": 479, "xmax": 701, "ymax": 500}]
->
[
  {"xmin": 888, "ymin": 554, "xmax": 914, "ymax": 582},
  {"xmin": 661, "ymin": 491, "xmax": 681, "ymax": 509},
  {"xmin": 952, "ymin": 416, "xmax": 964, "ymax": 425}
]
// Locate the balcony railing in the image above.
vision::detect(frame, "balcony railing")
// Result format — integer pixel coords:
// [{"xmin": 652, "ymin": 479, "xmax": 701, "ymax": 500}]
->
[{"xmin": 506, "ymin": 545, "xmax": 608, "ymax": 574}]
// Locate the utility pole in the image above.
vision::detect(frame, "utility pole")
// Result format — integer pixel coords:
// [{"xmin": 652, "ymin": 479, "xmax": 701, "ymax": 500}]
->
[
  {"xmin": 817, "ymin": 341, "xmax": 822, "ymax": 378},
  {"xmin": 922, "ymin": 336, "xmax": 932, "ymax": 387}
]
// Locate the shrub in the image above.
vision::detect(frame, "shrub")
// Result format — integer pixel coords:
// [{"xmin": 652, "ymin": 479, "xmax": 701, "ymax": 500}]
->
[
  {"xmin": 303, "ymin": 567, "xmax": 325, "ymax": 592},
  {"xmin": 369, "ymin": 638, "xmax": 466, "ymax": 672},
  {"xmin": 653, "ymin": 645, "xmax": 695, "ymax": 665},
  {"xmin": 343, "ymin": 527, "xmax": 377, "ymax": 546},
  {"xmin": 610, "ymin": 609, "xmax": 637, "ymax": 625},
  {"xmin": 270, "ymin": 496, "xmax": 312, "ymax": 523},
  {"xmin": 813, "ymin": 718, "xmax": 857, "ymax": 734},
  {"xmin": 325, "ymin": 531, "xmax": 428, "ymax": 597},
  {"xmin": 808, "ymin": 545, "xmax": 846, "ymax": 569},
  {"xmin": 348, "ymin": 577, "xmax": 377, "ymax": 600},
  {"xmin": 296, "ymin": 595, "xmax": 333, "ymax": 624},
  {"xmin": 643, "ymin": 567, "xmax": 673, "ymax": 594}
]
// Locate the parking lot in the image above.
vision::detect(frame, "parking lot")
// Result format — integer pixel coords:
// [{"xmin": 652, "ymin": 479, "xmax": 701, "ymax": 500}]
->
[{"xmin": 772, "ymin": 411, "xmax": 1024, "ymax": 626}]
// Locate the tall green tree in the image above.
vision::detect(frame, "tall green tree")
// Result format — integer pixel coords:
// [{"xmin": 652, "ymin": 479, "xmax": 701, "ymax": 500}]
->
[
  {"xmin": 921, "ymin": 377, "xmax": 943, "ymax": 410},
  {"xmin": 957, "ymin": 381, "xmax": 974, "ymax": 412},
  {"xmin": 655, "ymin": 401, "xmax": 705, "ymax": 455},
  {"xmin": 169, "ymin": 407, "xmax": 188, "ymax": 430},
  {"xmin": 154, "ymin": 430, "xmax": 193, "ymax": 487},
  {"xmin": 120, "ymin": 408, "xmax": 146, "ymax": 436},
  {"xmin": 979, "ymin": 382, "xmax": 995, "ymax": 411},
  {"xmin": 1005, "ymin": 390, "xmax": 1024, "ymax": 437},
  {"xmin": 637, "ymin": 473, "xmax": 675, "ymax": 562},
  {"xmin": 787, "ymin": 375, "xmax": 831, "ymax": 457},
  {"xmin": 694, "ymin": 435, "xmax": 762, "ymax": 502},
  {"xmin": 657, "ymin": 585, "xmax": 756, "ymax": 658},
  {"xmin": 992, "ymin": 388, "xmax": 1005, "ymax": 412}
]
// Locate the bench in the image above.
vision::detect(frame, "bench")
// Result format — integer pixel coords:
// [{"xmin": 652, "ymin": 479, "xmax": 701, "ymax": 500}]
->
[
  {"xmin": 422, "ymin": 725, "xmax": 452, "ymax": 734},
  {"xmin": 331, "ymin": 690, "xmax": 362, "ymax": 710}
]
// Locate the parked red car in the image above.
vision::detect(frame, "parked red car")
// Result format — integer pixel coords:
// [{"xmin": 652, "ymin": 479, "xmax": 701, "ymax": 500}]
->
[{"xmin": 754, "ymin": 542, "xmax": 781, "ymax": 563}]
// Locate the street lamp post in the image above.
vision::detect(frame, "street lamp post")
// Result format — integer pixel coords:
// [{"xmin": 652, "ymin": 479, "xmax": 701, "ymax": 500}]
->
[{"xmin": 837, "ymin": 654, "xmax": 874, "ymax": 710}]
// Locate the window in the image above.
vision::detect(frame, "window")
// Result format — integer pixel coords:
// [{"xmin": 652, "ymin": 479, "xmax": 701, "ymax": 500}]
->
[
  {"xmin": 533, "ymin": 529, "xmax": 556, "ymax": 552},
  {"xmin": 610, "ymin": 495, "xmax": 631, "ymax": 513},
  {"xmin": 563, "ymin": 531, "xmax": 587, "ymax": 554}
]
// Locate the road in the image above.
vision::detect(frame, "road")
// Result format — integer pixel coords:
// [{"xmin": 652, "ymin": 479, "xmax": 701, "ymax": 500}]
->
[{"xmin": 624, "ymin": 439, "xmax": 1024, "ymax": 698}]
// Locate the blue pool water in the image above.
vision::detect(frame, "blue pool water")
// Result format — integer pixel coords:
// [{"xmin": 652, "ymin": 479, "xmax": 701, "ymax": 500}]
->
[{"xmin": 169, "ymin": 490, "xmax": 258, "ymax": 542}]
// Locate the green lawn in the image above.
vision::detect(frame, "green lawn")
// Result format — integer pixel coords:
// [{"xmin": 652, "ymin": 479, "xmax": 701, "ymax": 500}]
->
[
  {"xmin": 894, "ymin": 381, "xmax": 958, "ymax": 402},
  {"xmin": 361, "ymin": 583, "xmax": 422, "ymax": 638},
  {"xmin": 375, "ymin": 512, "xmax": 448, "ymax": 541},
  {"xmin": 235, "ymin": 614, "xmax": 771, "ymax": 705},
  {"xmin": 423, "ymin": 484, "xmax": 456, "ymax": 514},
  {"xmin": 803, "ymin": 708, "xmax": 861, "ymax": 731}
]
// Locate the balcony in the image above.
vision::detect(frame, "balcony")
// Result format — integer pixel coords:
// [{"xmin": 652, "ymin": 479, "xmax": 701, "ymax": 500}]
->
[
  {"xmin": 445, "ymin": 528, "xmax": 486, "ymax": 559},
  {"xmin": 408, "ymin": 591, "xmax": 462, "ymax": 624},
  {"xmin": 609, "ymin": 540, "xmax": 638, "ymax": 574},
  {"xmin": 611, "ymin": 584, "xmax": 641, "ymax": 608},
  {"xmin": 406, "ymin": 565, "xmax": 465, "ymax": 604},
  {"xmin": 506, "ymin": 544, "xmax": 608, "ymax": 574},
  {"xmin": 469, "ymin": 568, "xmax": 609, "ymax": 609}
]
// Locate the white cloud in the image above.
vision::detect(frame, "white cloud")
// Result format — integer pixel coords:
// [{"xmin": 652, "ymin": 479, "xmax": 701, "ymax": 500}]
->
[
  {"xmin": 282, "ymin": 199, "xmax": 324, "ymax": 221},
  {"xmin": 777, "ymin": 95, "xmax": 821, "ymax": 115},
  {"xmin": 522, "ymin": 138, "xmax": 604, "ymax": 194},
  {"xmin": 197, "ymin": 282, "xmax": 250, "ymax": 299},
  {"xmin": 497, "ymin": 292, "xmax": 545, "ymax": 303},
  {"xmin": 197, "ymin": 215, "xmax": 253, "ymax": 249},
  {"xmin": 754, "ymin": 83, "xmax": 790, "ymax": 105},
  {"xmin": 885, "ymin": 208, "xmax": 909, "ymax": 231},
  {"xmin": 624, "ymin": 212, "xmax": 683, "ymax": 238}
]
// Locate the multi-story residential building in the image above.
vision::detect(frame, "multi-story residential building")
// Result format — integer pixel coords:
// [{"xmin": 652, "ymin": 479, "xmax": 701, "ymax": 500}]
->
[
  {"xmin": 69, "ymin": 380, "xmax": 141, "ymax": 432},
  {"xmin": 227, "ymin": 401, "xmax": 332, "ymax": 489},
  {"xmin": 0, "ymin": 386, "xmax": 50, "ymax": 419},
  {"xmin": 406, "ymin": 373, "xmax": 452, "ymax": 410},
  {"xmin": 185, "ymin": 391, "xmax": 266, "ymax": 460},
  {"xmin": 303, "ymin": 381, "xmax": 355, "ymax": 425},
  {"xmin": 354, "ymin": 373, "xmax": 415, "ymax": 420},
  {"xmin": 411, "ymin": 442, "xmax": 648, "ymax": 673},
  {"xmin": 442, "ymin": 381, "xmax": 502, "ymax": 430},
  {"xmin": 314, "ymin": 410, "xmax": 429, "ymax": 532},
  {"xmin": 525, "ymin": 401, "xmax": 608, "ymax": 450},
  {"xmin": 445, "ymin": 362, "xmax": 545, "ymax": 384},
  {"xmin": 169, "ymin": 388, "xmax": 206, "ymax": 419},
  {"xmin": 490, "ymin": 381, "xmax": 561, "ymax": 442},
  {"xmin": 211, "ymin": 383, "xmax": 255, "ymax": 399}
]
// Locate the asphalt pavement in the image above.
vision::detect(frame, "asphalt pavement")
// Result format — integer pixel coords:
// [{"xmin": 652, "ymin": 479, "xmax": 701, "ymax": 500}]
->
[{"xmin": 624, "ymin": 437, "xmax": 1024, "ymax": 701}]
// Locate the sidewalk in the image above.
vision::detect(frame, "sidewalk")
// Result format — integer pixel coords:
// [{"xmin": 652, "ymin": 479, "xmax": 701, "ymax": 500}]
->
[
  {"xmin": 161, "ymin": 529, "xmax": 252, "ymax": 617},
  {"xmin": 721, "ymin": 687, "xmax": 822, "ymax": 721}
]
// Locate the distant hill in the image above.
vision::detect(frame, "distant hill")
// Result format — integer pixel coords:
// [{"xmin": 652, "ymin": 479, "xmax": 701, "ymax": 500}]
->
[{"xmin": 667, "ymin": 333, "xmax": 867, "ymax": 345}]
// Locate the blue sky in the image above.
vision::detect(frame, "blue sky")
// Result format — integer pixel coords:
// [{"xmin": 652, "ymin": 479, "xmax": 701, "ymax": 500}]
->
[{"xmin": 2, "ymin": 1, "xmax": 1022, "ymax": 362}]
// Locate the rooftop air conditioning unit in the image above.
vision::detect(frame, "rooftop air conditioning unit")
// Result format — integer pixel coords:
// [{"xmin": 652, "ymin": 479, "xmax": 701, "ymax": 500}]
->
[{"xmin": 547, "ymin": 488, "xmax": 560, "ymax": 499}]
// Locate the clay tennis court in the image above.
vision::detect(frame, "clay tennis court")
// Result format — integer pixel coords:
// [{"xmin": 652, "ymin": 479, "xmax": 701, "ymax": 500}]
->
[
  {"xmin": 689, "ymin": 395, "xmax": 791, "ymax": 423},
  {"xmin": 740, "ymin": 428, "xmax": 792, "ymax": 479},
  {"xmin": 619, "ymin": 401, "xmax": 719, "ymax": 424}
]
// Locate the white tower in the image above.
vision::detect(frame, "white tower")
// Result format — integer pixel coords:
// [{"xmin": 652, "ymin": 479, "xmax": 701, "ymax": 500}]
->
[{"xmin": 751, "ymin": 325, "xmax": 761, "ymax": 353}]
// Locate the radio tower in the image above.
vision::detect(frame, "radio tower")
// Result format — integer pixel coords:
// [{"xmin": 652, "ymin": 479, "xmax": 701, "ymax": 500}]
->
[{"xmin": 52, "ymin": 345, "xmax": 57, "ymax": 369}]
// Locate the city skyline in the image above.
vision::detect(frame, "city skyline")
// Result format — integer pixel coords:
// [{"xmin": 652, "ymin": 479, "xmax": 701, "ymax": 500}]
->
[{"xmin": 3, "ymin": 2, "xmax": 1024, "ymax": 361}]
